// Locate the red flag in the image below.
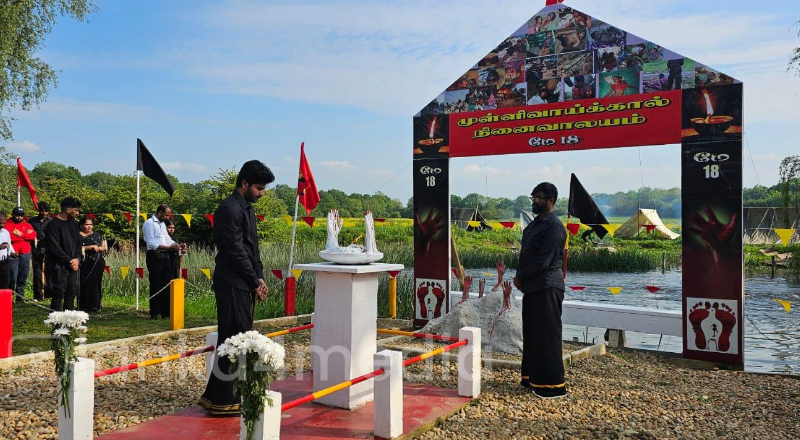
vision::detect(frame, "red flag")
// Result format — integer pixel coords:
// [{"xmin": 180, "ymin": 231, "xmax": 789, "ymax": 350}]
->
[
  {"xmin": 297, "ymin": 143, "xmax": 320, "ymax": 214},
  {"xmin": 271, "ymin": 269, "xmax": 284, "ymax": 280},
  {"xmin": 301, "ymin": 216, "xmax": 315, "ymax": 228},
  {"xmin": 181, "ymin": 268, "xmax": 188, "ymax": 280},
  {"xmin": 499, "ymin": 221, "xmax": 516, "ymax": 229},
  {"xmin": 124, "ymin": 212, "xmax": 132, "ymax": 223},
  {"xmin": 205, "ymin": 214, "xmax": 214, "ymax": 227},
  {"xmin": 645, "ymin": 286, "xmax": 661, "ymax": 293},
  {"xmin": 135, "ymin": 267, "xmax": 144, "ymax": 279},
  {"xmin": 16, "ymin": 158, "xmax": 38, "ymax": 210},
  {"xmin": 566, "ymin": 223, "xmax": 580, "ymax": 235}
]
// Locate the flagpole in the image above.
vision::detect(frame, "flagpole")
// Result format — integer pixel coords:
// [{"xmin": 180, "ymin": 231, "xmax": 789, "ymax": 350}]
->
[
  {"xmin": 562, "ymin": 214, "xmax": 570, "ymax": 280},
  {"xmin": 135, "ymin": 170, "xmax": 141, "ymax": 310},
  {"xmin": 16, "ymin": 187, "xmax": 20, "ymax": 207},
  {"xmin": 288, "ymin": 195, "xmax": 300, "ymax": 273}
]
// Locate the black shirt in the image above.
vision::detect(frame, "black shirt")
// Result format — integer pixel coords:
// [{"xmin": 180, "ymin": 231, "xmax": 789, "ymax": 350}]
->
[
  {"xmin": 212, "ymin": 191, "xmax": 264, "ymax": 291},
  {"xmin": 31, "ymin": 215, "xmax": 51, "ymax": 253},
  {"xmin": 44, "ymin": 217, "xmax": 81, "ymax": 266},
  {"xmin": 516, "ymin": 212, "xmax": 566, "ymax": 293}
]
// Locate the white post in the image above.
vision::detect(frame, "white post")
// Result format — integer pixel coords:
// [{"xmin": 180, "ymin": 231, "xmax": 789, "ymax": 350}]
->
[
  {"xmin": 135, "ymin": 170, "xmax": 141, "ymax": 310},
  {"xmin": 309, "ymin": 313, "xmax": 316, "ymax": 373},
  {"xmin": 58, "ymin": 357, "xmax": 95, "ymax": 440},
  {"xmin": 374, "ymin": 350, "xmax": 403, "ymax": 439},
  {"xmin": 205, "ymin": 332, "xmax": 218, "ymax": 383},
  {"xmin": 240, "ymin": 390, "xmax": 281, "ymax": 440},
  {"xmin": 287, "ymin": 195, "xmax": 300, "ymax": 273},
  {"xmin": 458, "ymin": 327, "xmax": 481, "ymax": 398}
]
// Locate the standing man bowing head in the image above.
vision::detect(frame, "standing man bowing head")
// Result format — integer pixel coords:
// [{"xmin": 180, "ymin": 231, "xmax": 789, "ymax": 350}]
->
[
  {"xmin": 143, "ymin": 204, "xmax": 187, "ymax": 320},
  {"xmin": 45, "ymin": 198, "xmax": 82, "ymax": 312},
  {"xmin": 199, "ymin": 160, "xmax": 273, "ymax": 415},
  {"xmin": 513, "ymin": 182, "xmax": 567, "ymax": 399}
]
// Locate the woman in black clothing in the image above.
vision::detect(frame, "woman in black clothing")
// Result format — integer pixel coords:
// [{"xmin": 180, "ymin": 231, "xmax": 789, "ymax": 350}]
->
[
  {"xmin": 164, "ymin": 219, "xmax": 181, "ymax": 279},
  {"xmin": 78, "ymin": 216, "xmax": 107, "ymax": 312}
]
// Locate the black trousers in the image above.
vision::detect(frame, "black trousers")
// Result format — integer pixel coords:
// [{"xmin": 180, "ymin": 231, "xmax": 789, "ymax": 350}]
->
[
  {"xmin": 0, "ymin": 260, "xmax": 10, "ymax": 290},
  {"xmin": 47, "ymin": 264, "xmax": 79, "ymax": 312},
  {"xmin": 199, "ymin": 286, "xmax": 255, "ymax": 414},
  {"xmin": 32, "ymin": 252, "xmax": 46, "ymax": 300},
  {"xmin": 521, "ymin": 286, "xmax": 566, "ymax": 390},
  {"xmin": 146, "ymin": 251, "xmax": 172, "ymax": 318}
]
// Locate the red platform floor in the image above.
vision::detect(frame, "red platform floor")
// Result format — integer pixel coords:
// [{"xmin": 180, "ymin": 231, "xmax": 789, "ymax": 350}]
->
[{"xmin": 96, "ymin": 372, "xmax": 471, "ymax": 440}]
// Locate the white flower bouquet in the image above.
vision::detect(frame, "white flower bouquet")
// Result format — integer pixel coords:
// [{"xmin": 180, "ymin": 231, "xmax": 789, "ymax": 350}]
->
[
  {"xmin": 218, "ymin": 331, "xmax": 285, "ymax": 440},
  {"xmin": 45, "ymin": 310, "xmax": 89, "ymax": 417}
]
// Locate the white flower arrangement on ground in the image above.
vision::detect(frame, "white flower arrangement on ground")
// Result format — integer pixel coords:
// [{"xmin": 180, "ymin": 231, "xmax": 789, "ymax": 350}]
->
[
  {"xmin": 45, "ymin": 310, "xmax": 89, "ymax": 418},
  {"xmin": 218, "ymin": 330, "xmax": 285, "ymax": 440}
]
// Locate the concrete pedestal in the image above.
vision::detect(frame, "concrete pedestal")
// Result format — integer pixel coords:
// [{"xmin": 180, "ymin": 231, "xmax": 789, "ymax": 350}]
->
[{"xmin": 295, "ymin": 263, "xmax": 403, "ymax": 410}]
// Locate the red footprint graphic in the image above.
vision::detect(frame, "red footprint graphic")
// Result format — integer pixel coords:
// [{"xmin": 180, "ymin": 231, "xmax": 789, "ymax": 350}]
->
[
  {"xmin": 416, "ymin": 282, "xmax": 430, "ymax": 319},
  {"xmin": 714, "ymin": 303, "xmax": 737, "ymax": 352},
  {"xmin": 688, "ymin": 302, "xmax": 711, "ymax": 349},
  {"xmin": 432, "ymin": 283, "xmax": 446, "ymax": 317}
]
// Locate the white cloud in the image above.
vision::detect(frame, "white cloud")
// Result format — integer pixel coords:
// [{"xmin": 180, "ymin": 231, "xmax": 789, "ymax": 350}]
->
[
  {"xmin": 161, "ymin": 161, "xmax": 208, "ymax": 173},
  {"xmin": 13, "ymin": 99, "xmax": 158, "ymax": 122},
  {"xmin": 751, "ymin": 153, "xmax": 780, "ymax": 161},
  {"xmin": 320, "ymin": 160, "xmax": 357, "ymax": 171},
  {"xmin": 6, "ymin": 140, "xmax": 42, "ymax": 153}
]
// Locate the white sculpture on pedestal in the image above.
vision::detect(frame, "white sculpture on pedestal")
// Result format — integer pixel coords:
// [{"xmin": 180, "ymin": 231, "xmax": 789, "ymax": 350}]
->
[{"xmin": 319, "ymin": 209, "xmax": 384, "ymax": 264}]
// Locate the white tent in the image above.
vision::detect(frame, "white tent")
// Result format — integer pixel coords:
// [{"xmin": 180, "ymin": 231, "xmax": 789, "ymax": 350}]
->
[{"xmin": 615, "ymin": 209, "xmax": 680, "ymax": 240}]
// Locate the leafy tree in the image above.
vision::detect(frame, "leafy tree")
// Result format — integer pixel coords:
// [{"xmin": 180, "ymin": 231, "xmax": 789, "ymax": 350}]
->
[
  {"xmin": 0, "ymin": 0, "xmax": 97, "ymax": 140},
  {"xmin": 779, "ymin": 155, "xmax": 800, "ymax": 226}
]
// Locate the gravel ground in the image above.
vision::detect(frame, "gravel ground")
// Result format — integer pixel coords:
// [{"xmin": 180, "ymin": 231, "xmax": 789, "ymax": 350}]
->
[{"xmin": 1, "ymin": 333, "xmax": 798, "ymax": 440}]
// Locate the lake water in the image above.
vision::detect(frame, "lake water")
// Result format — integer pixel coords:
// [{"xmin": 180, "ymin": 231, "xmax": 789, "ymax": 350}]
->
[{"xmin": 454, "ymin": 267, "xmax": 800, "ymax": 375}]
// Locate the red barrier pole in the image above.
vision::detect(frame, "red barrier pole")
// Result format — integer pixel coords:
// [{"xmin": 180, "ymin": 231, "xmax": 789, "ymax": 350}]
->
[
  {"xmin": 284, "ymin": 276, "xmax": 296, "ymax": 316},
  {"xmin": 0, "ymin": 289, "xmax": 12, "ymax": 358}
]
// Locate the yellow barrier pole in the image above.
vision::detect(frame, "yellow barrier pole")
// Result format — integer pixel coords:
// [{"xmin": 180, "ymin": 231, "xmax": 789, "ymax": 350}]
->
[
  {"xmin": 389, "ymin": 276, "xmax": 397, "ymax": 318},
  {"xmin": 170, "ymin": 278, "xmax": 185, "ymax": 330}
]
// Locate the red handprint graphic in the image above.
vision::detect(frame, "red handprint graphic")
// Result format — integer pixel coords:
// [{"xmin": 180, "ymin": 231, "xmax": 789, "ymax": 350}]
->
[
  {"xmin": 689, "ymin": 207, "xmax": 738, "ymax": 264},
  {"xmin": 415, "ymin": 210, "xmax": 445, "ymax": 254},
  {"xmin": 478, "ymin": 278, "xmax": 486, "ymax": 299}
]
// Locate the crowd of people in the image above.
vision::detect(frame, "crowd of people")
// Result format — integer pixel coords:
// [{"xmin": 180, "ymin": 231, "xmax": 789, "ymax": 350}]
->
[{"xmin": 3, "ymin": 197, "xmax": 187, "ymax": 316}]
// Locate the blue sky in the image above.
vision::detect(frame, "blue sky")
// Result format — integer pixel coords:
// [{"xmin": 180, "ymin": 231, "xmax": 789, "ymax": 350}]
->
[{"xmin": 5, "ymin": 0, "xmax": 800, "ymax": 202}]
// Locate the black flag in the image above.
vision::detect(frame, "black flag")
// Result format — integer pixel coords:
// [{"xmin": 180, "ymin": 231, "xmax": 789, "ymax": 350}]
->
[
  {"xmin": 136, "ymin": 139, "xmax": 176, "ymax": 196},
  {"xmin": 568, "ymin": 173, "xmax": 608, "ymax": 239}
]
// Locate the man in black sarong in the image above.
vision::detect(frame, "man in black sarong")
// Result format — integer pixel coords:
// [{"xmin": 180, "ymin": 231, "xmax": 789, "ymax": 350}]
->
[
  {"xmin": 199, "ymin": 160, "xmax": 274, "ymax": 415},
  {"xmin": 513, "ymin": 182, "xmax": 567, "ymax": 399}
]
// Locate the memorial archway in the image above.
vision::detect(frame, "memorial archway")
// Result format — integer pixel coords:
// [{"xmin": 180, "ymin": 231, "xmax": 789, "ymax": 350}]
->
[{"xmin": 412, "ymin": 2, "xmax": 743, "ymax": 367}]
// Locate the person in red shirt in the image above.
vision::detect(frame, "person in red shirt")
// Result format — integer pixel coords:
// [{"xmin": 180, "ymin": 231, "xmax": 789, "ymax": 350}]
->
[{"xmin": 6, "ymin": 207, "xmax": 37, "ymax": 302}]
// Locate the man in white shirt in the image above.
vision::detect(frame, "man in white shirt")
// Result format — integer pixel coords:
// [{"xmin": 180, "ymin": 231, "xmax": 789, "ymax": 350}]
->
[
  {"xmin": 0, "ymin": 212, "xmax": 17, "ymax": 291},
  {"xmin": 143, "ymin": 204, "xmax": 187, "ymax": 319}
]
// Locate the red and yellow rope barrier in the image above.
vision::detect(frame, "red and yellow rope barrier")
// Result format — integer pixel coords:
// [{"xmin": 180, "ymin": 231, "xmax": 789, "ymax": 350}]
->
[{"xmin": 377, "ymin": 329, "xmax": 459, "ymax": 342}]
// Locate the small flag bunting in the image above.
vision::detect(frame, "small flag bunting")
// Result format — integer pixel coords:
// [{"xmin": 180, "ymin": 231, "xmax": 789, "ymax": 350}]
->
[
  {"xmin": 603, "ymin": 224, "xmax": 621, "ymax": 237},
  {"xmin": 181, "ymin": 214, "xmax": 192, "ymax": 228},
  {"xmin": 140, "ymin": 213, "xmax": 148, "ymax": 221},
  {"xmin": 607, "ymin": 287, "xmax": 622, "ymax": 295},
  {"xmin": 181, "ymin": 268, "xmax": 188, "ymax": 280},
  {"xmin": 566, "ymin": 223, "xmax": 580, "ymax": 235},
  {"xmin": 256, "ymin": 215, "xmax": 265, "ymax": 222},
  {"xmin": 271, "ymin": 269, "xmax": 284, "ymax": 280},
  {"xmin": 204, "ymin": 214, "xmax": 214, "ymax": 228},
  {"xmin": 124, "ymin": 212, "xmax": 132, "ymax": 223},
  {"xmin": 645, "ymin": 286, "xmax": 661, "ymax": 293},
  {"xmin": 374, "ymin": 218, "xmax": 386, "ymax": 223},
  {"xmin": 120, "ymin": 266, "xmax": 130, "ymax": 280},
  {"xmin": 104, "ymin": 266, "xmax": 111, "ymax": 275},
  {"xmin": 87, "ymin": 213, "xmax": 96, "ymax": 220},
  {"xmin": 645, "ymin": 225, "xmax": 657, "ymax": 233},
  {"xmin": 773, "ymin": 299, "xmax": 792, "ymax": 313},
  {"xmin": 301, "ymin": 216, "xmax": 315, "ymax": 228},
  {"xmin": 200, "ymin": 268, "xmax": 211, "ymax": 280},
  {"xmin": 467, "ymin": 221, "xmax": 481, "ymax": 228},
  {"xmin": 452, "ymin": 269, "xmax": 458, "ymax": 278},
  {"xmin": 480, "ymin": 272, "xmax": 494, "ymax": 276},
  {"xmin": 291, "ymin": 269, "xmax": 303, "ymax": 280},
  {"xmin": 387, "ymin": 270, "xmax": 400, "ymax": 278},
  {"xmin": 105, "ymin": 213, "xmax": 115, "ymax": 222},
  {"xmin": 570, "ymin": 286, "xmax": 586, "ymax": 291},
  {"xmin": 775, "ymin": 228, "xmax": 794, "ymax": 246},
  {"xmin": 499, "ymin": 221, "xmax": 516, "ymax": 229},
  {"xmin": 135, "ymin": 267, "xmax": 144, "ymax": 279}
]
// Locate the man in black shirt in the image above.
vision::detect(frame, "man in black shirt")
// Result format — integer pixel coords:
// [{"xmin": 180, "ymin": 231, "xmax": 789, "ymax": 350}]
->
[
  {"xmin": 31, "ymin": 202, "xmax": 52, "ymax": 301},
  {"xmin": 199, "ymin": 160, "xmax": 273, "ymax": 415},
  {"xmin": 513, "ymin": 182, "xmax": 567, "ymax": 399},
  {"xmin": 45, "ymin": 197, "xmax": 82, "ymax": 311}
]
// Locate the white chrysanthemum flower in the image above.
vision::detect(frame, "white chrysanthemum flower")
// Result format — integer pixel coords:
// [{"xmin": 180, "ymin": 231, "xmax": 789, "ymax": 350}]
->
[
  {"xmin": 77, "ymin": 326, "xmax": 88, "ymax": 332},
  {"xmin": 53, "ymin": 328, "xmax": 70, "ymax": 336},
  {"xmin": 74, "ymin": 338, "xmax": 87, "ymax": 345}
]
